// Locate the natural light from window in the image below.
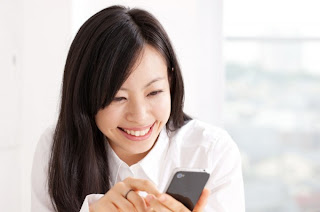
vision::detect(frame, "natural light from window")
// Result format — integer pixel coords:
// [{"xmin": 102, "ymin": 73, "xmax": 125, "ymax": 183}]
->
[{"xmin": 224, "ymin": 0, "xmax": 320, "ymax": 211}]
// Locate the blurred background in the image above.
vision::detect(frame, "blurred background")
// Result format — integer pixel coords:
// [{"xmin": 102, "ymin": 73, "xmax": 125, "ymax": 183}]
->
[
  {"xmin": 224, "ymin": 0, "xmax": 320, "ymax": 211},
  {"xmin": 0, "ymin": 0, "xmax": 319, "ymax": 211}
]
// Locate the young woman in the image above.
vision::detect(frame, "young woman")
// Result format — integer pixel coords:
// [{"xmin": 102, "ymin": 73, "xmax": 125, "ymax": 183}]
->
[{"xmin": 31, "ymin": 5, "xmax": 245, "ymax": 212}]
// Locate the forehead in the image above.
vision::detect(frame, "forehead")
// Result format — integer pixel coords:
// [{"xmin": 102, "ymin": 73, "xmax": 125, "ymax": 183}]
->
[{"xmin": 122, "ymin": 45, "xmax": 168, "ymax": 88}]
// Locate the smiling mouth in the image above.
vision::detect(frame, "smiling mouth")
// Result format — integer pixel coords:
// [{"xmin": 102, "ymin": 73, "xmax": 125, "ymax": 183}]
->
[
  {"xmin": 118, "ymin": 123, "xmax": 155, "ymax": 137},
  {"xmin": 120, "ymin": 127, "xmax": 151, "ymax": 136}
]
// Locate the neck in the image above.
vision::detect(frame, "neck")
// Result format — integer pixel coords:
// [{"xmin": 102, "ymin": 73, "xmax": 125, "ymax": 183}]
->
[{"xmin": 121, "ymin": 151, "xmax": 149, "ymax": 166}]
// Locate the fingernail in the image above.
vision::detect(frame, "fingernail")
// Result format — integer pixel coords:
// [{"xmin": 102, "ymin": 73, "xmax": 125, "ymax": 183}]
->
[
  {"xmin": 159, "ymin": 194, "xmax": 166, "ymax": 202},
  {"xmin": 147, "ymin": 207, "xmax": 155, "ymax": 212},
  {"xmin": 146, "ymin": 194, "xmax": 154, "ymax": 203}
]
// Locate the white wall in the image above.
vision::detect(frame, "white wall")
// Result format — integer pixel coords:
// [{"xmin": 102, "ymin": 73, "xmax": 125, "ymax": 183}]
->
[
  {"xmin": 0, "ymin": 0, "xmax": 222, "ymax": 211},
  {"xmin": 0, "ymin": 0, "xmax": 23, "ymax": 211},
  {"xmin": 0, "ymin": 0, "xmax": 72, "ymax": 211},
  {"xmin": 20, "ymin": 0, "xmax": 72, "ymax": 210}
]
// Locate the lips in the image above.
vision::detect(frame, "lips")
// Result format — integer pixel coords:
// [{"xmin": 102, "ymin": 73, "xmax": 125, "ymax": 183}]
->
[
  {"xmin": 122, "ymin": 127, "xmax": 151, "ymax": 136},
  {"xmin": 118, "ymin": 122, "xmax": 155, "ymax": 141}
]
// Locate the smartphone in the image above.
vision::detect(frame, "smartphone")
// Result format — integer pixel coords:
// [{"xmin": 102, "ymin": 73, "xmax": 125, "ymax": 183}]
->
[{"xmin": 165, "ymin": 168, "xmax": 210, "ymax": 210}]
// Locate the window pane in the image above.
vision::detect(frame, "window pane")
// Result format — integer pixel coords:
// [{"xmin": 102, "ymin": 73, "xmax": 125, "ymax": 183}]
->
[
  {"xmin": 224, "ymin": 40, "xmax": 320, "ymax": 212},
  {"xmin": 224, "ymin": 0, "xmax": 320, "ymax": 37}
]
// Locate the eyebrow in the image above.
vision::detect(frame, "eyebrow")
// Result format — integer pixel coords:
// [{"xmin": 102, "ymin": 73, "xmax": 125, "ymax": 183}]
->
[{"xmin": 120, "ymin": 77, "xmax": 165, "ymax": 91}]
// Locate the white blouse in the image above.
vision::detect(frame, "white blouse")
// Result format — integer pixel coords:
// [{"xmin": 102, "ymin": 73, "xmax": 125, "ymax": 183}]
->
[{"xmin": 31, "ymin": 119, "xmax": 245, "ymax": 211}]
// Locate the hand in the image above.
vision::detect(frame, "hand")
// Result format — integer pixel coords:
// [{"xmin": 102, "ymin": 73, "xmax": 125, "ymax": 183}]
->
[
  {"xmin": 145, "ymin": 188, "xmax": 210, "ymax": 212},
  {"xmin": 89, "ymin": 177, "xmax": 161, "ymax": 212}
]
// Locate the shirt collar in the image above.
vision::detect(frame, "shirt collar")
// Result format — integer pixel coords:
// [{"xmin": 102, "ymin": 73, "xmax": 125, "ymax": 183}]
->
[
  {"xmin": 107, "ymin": 127, "xmax": 170, "ymax": 187},
  {"xmin": 138, "ymin": 127, "xmax": 169, "ymax": 186},
  {"xmin": 107, "ymin": 141, "xmax": 126, "ymax": 186}
]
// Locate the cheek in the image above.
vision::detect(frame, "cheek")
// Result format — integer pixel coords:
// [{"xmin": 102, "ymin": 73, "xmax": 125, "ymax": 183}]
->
[
  {"xmin": 152, "ymin": 94, "xmax": 171, "ymax": 120},
  {"xmin": 95, "ymin": 107, "xmax": 122, "ymax": 130}
]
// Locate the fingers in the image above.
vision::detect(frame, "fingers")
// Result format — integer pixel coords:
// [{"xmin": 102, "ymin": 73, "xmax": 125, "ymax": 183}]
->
[
  {"xmin": 126, "ymin": 189, "xmax": 147, "ymax": 212},
  {"xmin": 145, "ymin": 194, "xmax": 172, "ymax": 212},
  {"xmin": 145, "ymin": 194, "xmax": 189, "ymax": 212},
  {"xmin": 90, "ymin": 196, "xmax": 119, "ymax": 212},
  {"xmin": 123, "ymin": 177, "xmax": 161, "ymax": 196},
  {"xmin": 104, "ymin": 188, "xmax": 137, "ymax": 212},
  {"xmin": 90, "ymin": 177, "xmax": 165, "ymax": 212},
  {"xmin": 109, "ymin": 177, "xmax": 160, "ymax": 212},
  {"xmin": 193, "ymin": 188, "xmax": 211, "ymax": 212},
  {"xmin": 145, "ymin": 188, "xmax": 211, "ymax": 212},
  {"xmin": 111, "ymin": 180, "xmax": 149, "ymax": 212}
]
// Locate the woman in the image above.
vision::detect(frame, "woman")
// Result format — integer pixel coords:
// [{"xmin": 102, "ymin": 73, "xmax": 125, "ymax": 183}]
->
[{"xmin": 32, "ymin": 5, "xmax": 245, "ymax": 212}]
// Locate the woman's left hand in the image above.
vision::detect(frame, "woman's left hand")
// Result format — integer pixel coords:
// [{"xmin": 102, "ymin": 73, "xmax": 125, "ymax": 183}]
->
[{"xmin": 145, "ymin": 188, "xmax": 210, "ymax": 212}]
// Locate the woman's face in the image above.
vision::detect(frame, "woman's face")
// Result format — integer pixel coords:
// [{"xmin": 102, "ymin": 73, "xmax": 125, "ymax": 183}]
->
[{"xmin": 95, "ymin": 45, "xmax": 171, "ymax": 165}]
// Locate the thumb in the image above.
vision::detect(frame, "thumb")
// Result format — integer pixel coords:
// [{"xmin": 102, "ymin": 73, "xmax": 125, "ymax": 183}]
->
[{"xmin": 193, "ymin": 188, "xmax": 210, "ymax": 212}]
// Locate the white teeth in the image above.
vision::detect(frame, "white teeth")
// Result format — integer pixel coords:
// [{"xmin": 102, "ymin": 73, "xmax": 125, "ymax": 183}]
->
[{"xmin": 123, "ymin": 127, "xmax": 150, "ymax": 137}]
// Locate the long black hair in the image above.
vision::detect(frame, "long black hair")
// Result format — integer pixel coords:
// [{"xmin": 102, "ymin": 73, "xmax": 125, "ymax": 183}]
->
[{"xmin": 48, "ymin": 5, "xmax": 191, "ymax": 211}]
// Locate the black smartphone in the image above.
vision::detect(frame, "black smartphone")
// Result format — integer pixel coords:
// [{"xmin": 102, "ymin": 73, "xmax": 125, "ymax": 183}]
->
[{"xmin": 165, "ymin": 169, "xmax": 210, "ymax": 210}]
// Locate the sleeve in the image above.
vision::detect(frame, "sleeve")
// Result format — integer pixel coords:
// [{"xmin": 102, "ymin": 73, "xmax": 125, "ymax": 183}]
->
[
  {"xmin": 31, "ymin": 128, "xmax": 56, "ymax": 211},
  {"xmin": 205, "ymin": 132, "xmax": 245, "ymax": 212},
  {"xmin": 31, "ymin": 128, "xmax": 104, "ymax": 212}
]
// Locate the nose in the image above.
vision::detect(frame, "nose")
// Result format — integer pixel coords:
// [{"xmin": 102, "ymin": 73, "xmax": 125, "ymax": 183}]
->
[{"xmin": 126, "ymin": 98, "xmax": 149, "ymax": 124}]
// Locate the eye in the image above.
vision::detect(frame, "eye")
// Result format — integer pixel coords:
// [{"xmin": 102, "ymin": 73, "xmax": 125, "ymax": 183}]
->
[
  {"xmin": 148, "ymin": 90, "xmax": 163, "ymax": 96},
  {"xmin": 113, "ymin": 97, "xmax": 127, "ymax": 102}
]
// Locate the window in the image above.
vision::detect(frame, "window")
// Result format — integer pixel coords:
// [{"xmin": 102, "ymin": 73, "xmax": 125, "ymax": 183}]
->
[{"xmin": 224, "ymin": 1, "xmax": 320, "ymax": 211}]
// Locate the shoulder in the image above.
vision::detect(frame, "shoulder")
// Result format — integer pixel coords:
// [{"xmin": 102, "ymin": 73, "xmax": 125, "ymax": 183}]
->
[
  {"xmin": 32, "ymin": 126, "xmax": 55, "ymax": 183},
  {"xmin": 34, "ymin": 126, "xmax": 55, "ymax": 160},
  {"xmin": 170, "ymin": 119, "xmax": 235, "ymax": 149},
  {"xmin": 31, "ymin": 126, "xmax": 55, "ymax": 210},
  {"xmin": 167, "ymin": 119, "xmax": 240, "ymax": 170}
]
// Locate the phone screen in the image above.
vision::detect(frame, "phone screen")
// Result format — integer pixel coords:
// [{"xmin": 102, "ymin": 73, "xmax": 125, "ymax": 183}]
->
[{"xmin": 166, "ymin": 170, "xmax": 210, "ymax": 210}]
